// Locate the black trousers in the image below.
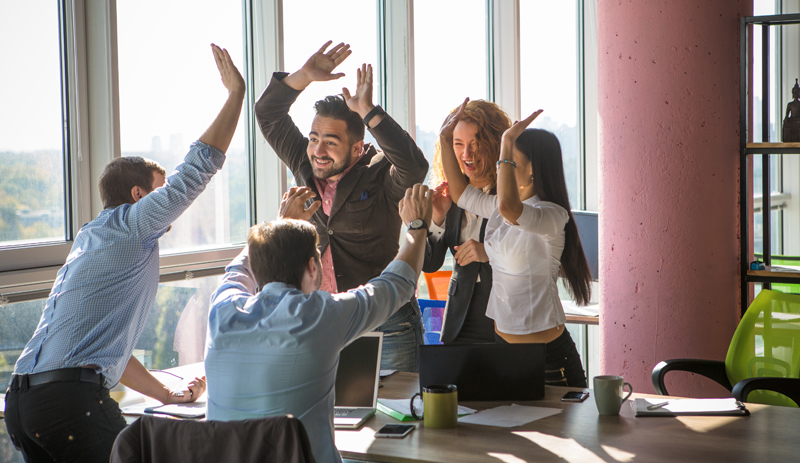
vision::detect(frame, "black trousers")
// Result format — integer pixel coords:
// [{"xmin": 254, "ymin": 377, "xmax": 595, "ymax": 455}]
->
[
  {"xmin": 4, "ymin": 374, "xmax": 127, "ymax": 463},
  {"xmin": 496, "ymin": 328, "xmax": 587, "ymax": 387}
]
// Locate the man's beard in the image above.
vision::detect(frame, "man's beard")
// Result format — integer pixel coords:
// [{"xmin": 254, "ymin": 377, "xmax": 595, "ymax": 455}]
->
[{"xmin": 311, "ymin": 155, "xmax": 350, "ymax": 179}]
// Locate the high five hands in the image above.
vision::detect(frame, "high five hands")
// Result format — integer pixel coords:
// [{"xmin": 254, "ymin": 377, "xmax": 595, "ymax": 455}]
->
[
  {"xmin": 210, "ymin": 44, "xmax": 245, "ymax": 97},
  {"xmin": 502, "ymin": 109, "xmax": 544, "ymax": 145}
]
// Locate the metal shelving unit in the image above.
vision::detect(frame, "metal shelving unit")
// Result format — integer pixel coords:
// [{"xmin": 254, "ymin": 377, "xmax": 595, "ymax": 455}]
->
[{"xmin": 740, "ymin": 14, "xmax": 800, "ymax": 315}]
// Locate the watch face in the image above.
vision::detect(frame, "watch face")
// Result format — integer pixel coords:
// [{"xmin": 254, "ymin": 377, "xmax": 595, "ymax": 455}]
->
[{"xmin": 410, "ymin": 219, "xmax": 424, "ymax": 229}]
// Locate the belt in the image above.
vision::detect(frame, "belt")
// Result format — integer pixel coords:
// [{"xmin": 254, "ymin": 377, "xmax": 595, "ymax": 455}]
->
[{"xmin": 13, "ymin": 367, "xmax": 104, "ymax": 388}]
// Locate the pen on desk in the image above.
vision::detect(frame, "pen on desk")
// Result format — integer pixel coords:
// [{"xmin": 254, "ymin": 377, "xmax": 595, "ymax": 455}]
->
[{"xmin": 646, "ymin": 400, "xmax": 669, "ymax": 410}]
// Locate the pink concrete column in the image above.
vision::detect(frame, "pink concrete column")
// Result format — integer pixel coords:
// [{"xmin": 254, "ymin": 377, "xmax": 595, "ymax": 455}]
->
[{"xmin": 598, "ymin": 1, "xmax": 751, "ymax": 397}]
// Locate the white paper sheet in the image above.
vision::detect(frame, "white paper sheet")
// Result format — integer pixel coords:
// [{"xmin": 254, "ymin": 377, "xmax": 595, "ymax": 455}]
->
[
  {"xmin": 458, "ymin": 404, "xmax": 562, "ymax": 427},
  {"xmin": 561, "ymin": 300, "xmax": 599, "ymax": 317}
]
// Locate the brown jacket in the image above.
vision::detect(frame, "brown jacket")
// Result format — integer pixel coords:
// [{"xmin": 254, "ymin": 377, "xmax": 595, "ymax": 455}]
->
[
  {"xmin": 255, "ymin": 72, "xmax": 429, "ymax": 292},
  {"xmin": 110, "ymin": 415, "xmax": 316, "ymax": 463}
]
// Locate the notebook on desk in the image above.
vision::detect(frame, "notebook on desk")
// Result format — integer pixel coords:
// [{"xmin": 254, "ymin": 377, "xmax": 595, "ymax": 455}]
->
[
  {"xmin": 333, "ymin": 332, "xmax": 383, "ymax": 429},
  {"xmin": 418, "ymin": 343, "xmax": 545, "ymax": 401}
]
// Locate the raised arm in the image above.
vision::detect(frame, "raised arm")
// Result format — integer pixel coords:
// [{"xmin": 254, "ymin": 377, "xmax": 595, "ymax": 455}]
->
[
  {"xmin": 255, "ymin": 41, "xmax": 351, "ymax": 174},
  {"xmin": 497, "ymin": 110, "xmax": 542, "ymax": 224},
  {"xmin": 344, "ymin": 64, "xmax": 428, "ymax": 202},
  {"xmin": 439, "ymin": 98, "xmax": 470, "ymax": 204},
  {"xmin": 199, "ymin": 44, "xmax": 246, "ymax": 153},
  {"xmin": 283, "ymin": 41, "xmax": 352, "ymax": 91},
  {"xmin": 130, "ymin": 44, "xmax": 245, "ymax": 240}
]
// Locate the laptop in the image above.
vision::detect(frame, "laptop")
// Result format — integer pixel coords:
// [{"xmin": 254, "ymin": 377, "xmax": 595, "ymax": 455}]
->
[
  {"xmin": 333, "ymin": 332, "xmax": 383, "ymax": 429},
  {"xmin": 418, "ymin": 343, "xmax": 546, "ymax": 401}
]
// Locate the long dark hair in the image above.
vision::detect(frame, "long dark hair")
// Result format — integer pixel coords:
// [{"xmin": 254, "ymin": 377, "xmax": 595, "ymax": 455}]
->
[{"xmin": 516, "ymin": 129, "xmax": 592, "ymax": 306}]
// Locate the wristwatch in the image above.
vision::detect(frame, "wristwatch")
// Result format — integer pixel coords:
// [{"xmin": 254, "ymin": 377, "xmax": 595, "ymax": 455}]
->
[{"xmin": 408, "ymin": 219, "xmax": 431, "ymax": 236}]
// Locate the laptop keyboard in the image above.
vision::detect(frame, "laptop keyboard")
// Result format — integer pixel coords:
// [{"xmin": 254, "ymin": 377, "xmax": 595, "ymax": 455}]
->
[{"xmin": 334, "ymin": 408, "xmax": 356, "ymax": 416}]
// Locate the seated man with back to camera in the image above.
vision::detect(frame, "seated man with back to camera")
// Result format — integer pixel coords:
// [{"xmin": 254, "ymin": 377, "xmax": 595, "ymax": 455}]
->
[
  {"xmin": 4, "ymin": 44, "xmax": 245, "ymax": 463},
  {"xmin": 204, "ymin": 184, "xmax": 433, "ymax": 463},
  {"xmin": 254, "ymin": 40, "xmax": 429, "ymax": 372}
]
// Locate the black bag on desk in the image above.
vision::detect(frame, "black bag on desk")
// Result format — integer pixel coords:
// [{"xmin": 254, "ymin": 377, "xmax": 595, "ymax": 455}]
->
[{"xmin": 417, "ymin": 343, "xmax": 545, "ymax": 401}]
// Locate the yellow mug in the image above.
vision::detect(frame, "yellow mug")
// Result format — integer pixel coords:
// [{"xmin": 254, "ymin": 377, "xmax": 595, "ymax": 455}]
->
[{"xmin": 410, "ymin": 384, "xmax": 458, "ymax": 429}]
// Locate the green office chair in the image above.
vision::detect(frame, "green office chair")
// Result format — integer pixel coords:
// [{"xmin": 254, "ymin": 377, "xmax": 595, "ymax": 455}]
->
[{"xmin": 652, "ymin": 289, "xmax": 800, "ymax": 407}]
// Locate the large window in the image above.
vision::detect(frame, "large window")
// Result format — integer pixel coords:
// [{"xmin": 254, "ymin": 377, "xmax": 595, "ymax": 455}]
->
[
  {"xmin": 413, "ymin": 0, "xmax": 489, "ymax": 177},
  {"xmin": 520, "ymin": 0, "xmax": 582, "ymax": 210},
  {"xmin": 0, "ymin": 2, "xmax": 67, "ymax": 248},
  {"xmin": 0, "ymin": 0, "xmax": 594, "ymax": 368},
  {"xmin": 116, "ymin": 0, "xmax": 250, "ymax": 253}
]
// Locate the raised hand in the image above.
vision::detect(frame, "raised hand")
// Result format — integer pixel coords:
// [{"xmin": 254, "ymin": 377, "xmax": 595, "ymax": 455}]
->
[
  {"xmin": 502, "ymin": 109, "xmax": 543, "ymax": 145},
  {"xmin": 343, "ymin": 63, "xmax": 374, "ymax": 117},
  {"xmin": 211, "ymin": 44, "xmax": 245, "ymax": 97},
  {"xmin": 431, "ymin": 181, "xmax": 451, "ymax": 227},
  {"xmin": 278, "ymin": 186, "xmax": 322, "ymax": 221},
  {"xmin": 453, "ymin": 240, "xmax": 489, "ymax": 266},
  {"xmin": 440, "ymin": 97, "xmax": 469, "ymax": 144},
  {"xmin": 399, "ymin": 184, "xmax": 434, "ymax": 228},
  {"xmin": 297, "ymin": 40, "xmax": 352, "ymax": 84}
]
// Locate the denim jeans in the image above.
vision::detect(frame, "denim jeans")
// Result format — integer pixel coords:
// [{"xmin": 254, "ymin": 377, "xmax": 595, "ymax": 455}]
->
[
  {"xmin": 376, "ymin": 299, "xmax": 424, "ymax": 372},
  {"xmin": 5, "ymin": 376, "xmax": 127, "ymax": 463},
  {"xmin": 496, "ymin": 328, "xmax": 587, "ymax": 387}
]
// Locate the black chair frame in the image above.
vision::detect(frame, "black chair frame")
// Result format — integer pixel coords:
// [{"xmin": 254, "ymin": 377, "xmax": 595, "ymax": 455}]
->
[{"xmin": 651, "ymin": 359, "xmax": 732, "ymax": 395}]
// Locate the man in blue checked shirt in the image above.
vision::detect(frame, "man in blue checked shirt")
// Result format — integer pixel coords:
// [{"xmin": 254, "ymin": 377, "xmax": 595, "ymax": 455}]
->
[
  {"xmin": 4, "ymin": 44, "xmax": 245, "ymax": 463},
  {"xmin": 205, "ymin": 184, "xmax": 433, "ymax": 463}
]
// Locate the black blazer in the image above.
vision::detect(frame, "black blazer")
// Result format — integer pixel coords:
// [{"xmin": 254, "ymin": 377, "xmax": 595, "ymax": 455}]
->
[{"xmin": 423, "ymin": 203, "xmax": 493, "ymax": 344}]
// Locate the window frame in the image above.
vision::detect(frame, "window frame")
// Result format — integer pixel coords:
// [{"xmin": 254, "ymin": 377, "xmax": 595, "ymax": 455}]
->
[{"xmin": 0, "ymin": 0, "xmax": 596, "ymax": 302}]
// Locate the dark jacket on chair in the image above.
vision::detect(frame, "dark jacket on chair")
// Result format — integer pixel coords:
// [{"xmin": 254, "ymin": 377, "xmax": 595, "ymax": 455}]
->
[
  {"xmin": 423, "ymin": 203, "xmax": 493, "ymax": 344},
  {"xmin": 109, "ymin": 415, "xmax": 316, "ymax": 463}
]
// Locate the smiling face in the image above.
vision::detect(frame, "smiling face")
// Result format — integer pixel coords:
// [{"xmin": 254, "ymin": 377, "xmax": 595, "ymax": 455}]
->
[
  {"xmin": 453, "ymin": 120, "xmax": 491, "ymax": 188},
  {"xmin": 307, "ymin": 115, "xmax": 363, "ymax": 181}
]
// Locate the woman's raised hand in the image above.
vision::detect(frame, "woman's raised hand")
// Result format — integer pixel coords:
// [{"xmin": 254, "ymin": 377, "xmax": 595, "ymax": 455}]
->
[
  {"xmin": 502, "ymin": 109, "xmax": 543, "ymax": 144},
  {"xmin": 431, "ymin": 181, "xmax": 452, "ymax": 227},
  {"xmin": 440, "ymin": 97, "xmax": 469, "ymax": 143}
]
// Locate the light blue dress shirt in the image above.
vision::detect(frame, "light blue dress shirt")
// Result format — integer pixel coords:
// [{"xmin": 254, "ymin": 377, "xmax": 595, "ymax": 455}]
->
[
  {"xmin": 205, "ymin": 252, "xmax": 417, "ymax": 463},
  {"xmin": 14, "ymin": 141, "xmax": 225, "ymax": 389}
]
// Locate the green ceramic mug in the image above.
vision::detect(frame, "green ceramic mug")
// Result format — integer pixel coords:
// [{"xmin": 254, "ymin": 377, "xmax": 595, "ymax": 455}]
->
[
  {"xmin": 410, "ymin": 384, "xmax": 458, "ymax": 429},
  {"xmin": 593, "ymin": 375, "xmax": 633, "ymax": 416}
]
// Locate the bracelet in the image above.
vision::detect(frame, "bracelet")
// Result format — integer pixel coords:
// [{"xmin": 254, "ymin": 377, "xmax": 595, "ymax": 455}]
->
[
  {"xmin": 496, "ymin": 159, "xmax": 517, "ymax": 169},
  {"xmin": 363, "ymin": 105, "xmax": 385, "ymax": 126}
]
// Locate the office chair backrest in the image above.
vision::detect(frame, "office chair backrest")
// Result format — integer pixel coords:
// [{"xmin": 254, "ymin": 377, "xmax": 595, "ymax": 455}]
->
[
  {"xmin": 726, "ymin": 289, "xmax": 800, "ymax": 407},
  {"xmin": 110, "ymin": 415, "xmax": 316, "ymax": 463}
]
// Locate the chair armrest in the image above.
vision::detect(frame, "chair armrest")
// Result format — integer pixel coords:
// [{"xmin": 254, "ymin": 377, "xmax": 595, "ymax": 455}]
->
[
  {"xmin": 732, "ymin": 377, "xmax": 800, "ymax": 406},
  {"xmin": 651, "ymin": 359, "xmax": 732, "ymax": 395}
]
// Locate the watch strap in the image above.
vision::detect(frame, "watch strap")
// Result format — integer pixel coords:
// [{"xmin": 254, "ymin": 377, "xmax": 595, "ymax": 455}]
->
[{"xmin": 363, "ymin": 105, "xmax": 385, "ymax": 126}]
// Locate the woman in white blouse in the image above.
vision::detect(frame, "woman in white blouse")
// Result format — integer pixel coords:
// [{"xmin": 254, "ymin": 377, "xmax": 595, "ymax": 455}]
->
[{"xmin": 440, "ymin": 99, "xmax": 592, "ymax": 386}]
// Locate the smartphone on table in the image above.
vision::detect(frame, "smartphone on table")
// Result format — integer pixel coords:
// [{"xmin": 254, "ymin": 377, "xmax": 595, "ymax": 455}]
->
[
  {"xmin": 561, "ymin": 391, "xmax": 590, "ymax": 402},
  {"xmin": 374, "ymin": 424, "xmax": 416, "ymax": 438}
]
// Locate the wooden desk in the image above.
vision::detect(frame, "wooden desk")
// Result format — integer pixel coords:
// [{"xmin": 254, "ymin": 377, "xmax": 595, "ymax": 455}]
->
[{"xmin": 336, "ymin": 372, "xmax": 800, "ymax": 463}]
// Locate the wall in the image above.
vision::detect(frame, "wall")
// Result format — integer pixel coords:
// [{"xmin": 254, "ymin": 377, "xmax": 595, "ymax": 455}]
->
[{"xmin": 597, "ymin": 0, "xmax": 752, "ymax": 396}]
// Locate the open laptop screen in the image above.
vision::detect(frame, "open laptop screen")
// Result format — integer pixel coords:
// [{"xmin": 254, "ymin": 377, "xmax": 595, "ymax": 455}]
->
[{"xmin": 334, "ymin": 334, "xmax": 382, "ymax": 407}]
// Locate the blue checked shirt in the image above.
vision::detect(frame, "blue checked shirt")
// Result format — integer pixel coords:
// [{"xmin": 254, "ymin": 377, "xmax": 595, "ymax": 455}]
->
[
  {"xmin": 205, "ymin": 251, "xmax": 416, "ymax": 463},
  {"xmin": 14, "ymin": 141, "xmax": 225, "ymax": 389}
]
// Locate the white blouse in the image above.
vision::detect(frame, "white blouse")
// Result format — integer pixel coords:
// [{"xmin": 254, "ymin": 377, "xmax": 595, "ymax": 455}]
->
[{"xmin": 458, "ymin": 185, "xmax": 569, "ymax": 334}]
